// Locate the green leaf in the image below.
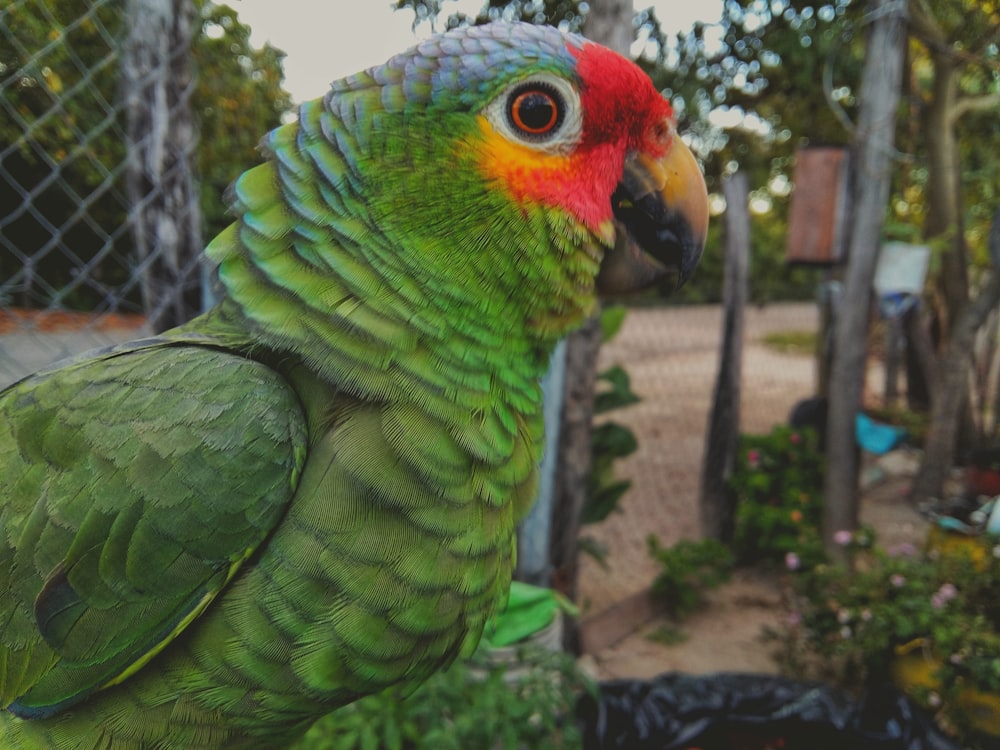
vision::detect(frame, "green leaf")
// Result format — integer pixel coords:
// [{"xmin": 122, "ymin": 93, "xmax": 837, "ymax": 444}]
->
[
  {"xmin": 594, "ymin": 365, "xmax": 640, "ymax": 413},
  {"xmin": 582, "ymin": 479, "xmax": 632, "ymax": 524},
  {"xmin": 598, "ymin": 304, "xmax": 628, "ymax": 342}
]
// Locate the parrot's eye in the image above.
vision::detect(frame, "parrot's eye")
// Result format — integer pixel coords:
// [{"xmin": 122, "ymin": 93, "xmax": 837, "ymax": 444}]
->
[
  {"xmin": 507, "ymin": 84, "xmax": 564, "ymax": 138},
  {"xmin": 484, "ymin": 73, "xmax": 582, "ymax": 154}
]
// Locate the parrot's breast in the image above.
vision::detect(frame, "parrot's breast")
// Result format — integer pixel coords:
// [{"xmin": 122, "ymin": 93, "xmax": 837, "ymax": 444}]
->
[{"xmin": 172, "ymin": 387, "xmax": 542, "ymax": 735}]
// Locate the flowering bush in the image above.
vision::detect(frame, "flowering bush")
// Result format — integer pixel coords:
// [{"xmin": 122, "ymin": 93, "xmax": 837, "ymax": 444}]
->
[
  {"xmin": 729, "ymin": 425, "xmax": 826, "ymax": 568},
  {"xmin": 773, "ymin": 531, "xmax": 1000, "ymax": 744}
]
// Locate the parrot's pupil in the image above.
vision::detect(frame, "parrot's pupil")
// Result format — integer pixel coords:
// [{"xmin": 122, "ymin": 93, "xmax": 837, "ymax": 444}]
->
[
  {"xmin": 507, "ymin": 86, "xmax": 563, "ymax": 137},
  {"xmin": 520, "ymin": 95, "xmax": 554, "ymax": 129}
]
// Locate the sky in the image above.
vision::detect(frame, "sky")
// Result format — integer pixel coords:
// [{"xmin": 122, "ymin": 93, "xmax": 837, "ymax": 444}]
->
[{"xmin": 229, "ymin": 0, "xmax": 724, "ymax": 103}]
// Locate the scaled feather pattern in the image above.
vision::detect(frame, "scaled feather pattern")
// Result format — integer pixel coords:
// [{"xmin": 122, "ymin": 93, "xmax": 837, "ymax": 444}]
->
[{"xmin": 0, "ymin": 21, "xmax": 707, "ymax": 748}]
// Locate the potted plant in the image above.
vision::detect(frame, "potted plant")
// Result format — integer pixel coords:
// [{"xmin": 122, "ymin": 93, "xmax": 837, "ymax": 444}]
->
[{"xmin": 773, "ymin": 532, "xmax": 1000, "ymax": 745}]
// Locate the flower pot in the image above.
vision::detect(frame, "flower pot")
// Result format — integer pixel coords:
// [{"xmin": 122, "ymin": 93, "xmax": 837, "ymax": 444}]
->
[
  {"xmin": 966, "ymin": 466, "xmax": 1000, "ymax": 497},
  {"xmin": 890, "ymin": 638, "xmax": 1000, "ymax": 737},
  {"xmin": 925, "ymin": 525, "xmax": 991, "ymax": 571}
]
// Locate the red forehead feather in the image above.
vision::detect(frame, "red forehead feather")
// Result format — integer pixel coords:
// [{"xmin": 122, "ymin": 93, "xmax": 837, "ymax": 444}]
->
[
  {"xmin": 570, "ymin": 42, "xmax": 673, "ymax": 149},
  {"xmin": 474, "ymin": 40, "xmax": 675, "ymax": 232}
]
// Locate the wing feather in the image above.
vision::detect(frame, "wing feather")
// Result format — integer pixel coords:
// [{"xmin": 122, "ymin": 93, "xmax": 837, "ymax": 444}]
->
[{"xmin": 0, "ymin": 339, "xmax": 306, "ymax": 718}]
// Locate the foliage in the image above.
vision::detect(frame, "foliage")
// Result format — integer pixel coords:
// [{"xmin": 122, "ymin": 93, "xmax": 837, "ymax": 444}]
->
[
  {"xmin": 584, "ymin": 308, "xmax": 640, "ymax": 526},
  {"xmin": 292, "ymin": 645, "xmax": 589, "ymax": 750},
  {"xmin": 642, "ymin": 0, "xmax": 863, "ymax": 191},
  {"xmin": 772, "ymin": 533, "xmax": 1000, "ymax": 745},
  {"xmin": 646, "ymin": 536, "xmax": 734, "ymax": 620},
  {"xmin": 579, "ymin": 306, "xmax": 641, "ymax": 565},
  {"xmin": 394, "ymin": 0, "xmax": 586, "ymax": 33},
  {"xmin": 0, "ymin": 0, "xmax": 290, "ymax": 311},
  {"xmin": 729, "ymin": 425, "xmax": 826, "ymax": 568},
  {"xmin": 191, "ymin": 2, "xmax": 291, "ymax": 241},
  {"xmin": 0, "ymin": 0, "xmax": 133, "ymax": 309}
]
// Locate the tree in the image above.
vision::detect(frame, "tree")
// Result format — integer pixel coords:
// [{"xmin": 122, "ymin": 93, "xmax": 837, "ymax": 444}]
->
[
  {"xmin": 0, "ymin": 0, "xmax": 291, "ymax": 316},
  {"xmin": 904, "ymin": 0, "xmax": 1000, "ymax": 501},
  {"xmin": 123, "ymin": 0, "xmax": 202, "ymax": 331}
]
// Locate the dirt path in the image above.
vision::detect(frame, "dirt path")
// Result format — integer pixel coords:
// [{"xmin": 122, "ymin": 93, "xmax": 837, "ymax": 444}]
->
[
  {"xmin": 574, "ymin": 302, "xmax": 929, "ymax": 679},
  {"xmin": 577, "ymin": 303, "xmax": 821, "ymax": 617}
]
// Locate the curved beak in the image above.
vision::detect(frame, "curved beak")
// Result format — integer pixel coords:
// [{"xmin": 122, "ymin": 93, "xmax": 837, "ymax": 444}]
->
[{"xmin": 596, "ymin": 132, "xmax": 709, "ymax": 296}]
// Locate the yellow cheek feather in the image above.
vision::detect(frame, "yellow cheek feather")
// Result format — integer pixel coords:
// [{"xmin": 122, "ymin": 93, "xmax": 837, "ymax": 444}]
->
[
  {"xmin": 475, "ymin": 115, "xmax": 570, "ymax": 199},
  {"xmin": 472, "ymin": 115, "xmax": 615, "ymax": 235}
]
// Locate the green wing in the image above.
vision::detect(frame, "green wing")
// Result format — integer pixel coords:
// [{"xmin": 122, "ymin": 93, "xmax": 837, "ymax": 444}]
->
[{"xmin": 0, "ymin": 338, "xmax": 307, "ymax": 718}]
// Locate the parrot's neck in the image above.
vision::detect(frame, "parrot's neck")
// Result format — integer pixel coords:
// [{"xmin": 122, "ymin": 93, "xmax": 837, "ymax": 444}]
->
[
  {"xmin": 197, "ymin": 257, "xmax": 592, "ymax": 436},
  {"xmin": 200, "ymin": 97, "xmax": 606, "ymax": 423}
]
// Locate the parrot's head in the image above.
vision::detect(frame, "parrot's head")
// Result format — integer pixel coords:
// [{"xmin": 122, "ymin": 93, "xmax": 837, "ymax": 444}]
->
[
  {"xmin": 222, "ymin": 22, "xmax": 708, "ymax": 364},
  {"xmin": 304, "ymin": 22, "xmax": 707, "ymax": 335}
]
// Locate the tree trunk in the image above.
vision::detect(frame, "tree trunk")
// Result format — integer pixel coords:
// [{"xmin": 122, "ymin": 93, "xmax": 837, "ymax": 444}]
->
[
  {"xmin": 910, "ymin": 211, "xmax": 1000, "ymax": 502},
  {"xmin": 582, "ymin": 0, "xmax": 632, "ymax": 57},
  {"xmin": 700, "ymin": 174, "xmax": 749, "ymax": 542},
  {"xmin": 906, "ymin": 19, "xmax": 977, "ymax": 501},
  {"xmin": 549, "ymin": 0, "xmax": 632, "ymax": 606},
  {"xmin": 823, "ymin": 0, "xmax": 907, "ymax": 564},
  {"xmin": 550, "ymin": 315, "xmax": 603, "ymax": 600},
  {"xmin": 124, "ymin": 0, "xmax": 203, "ymax": 332},
  {"xmin": 922, "ymin": 41, "xmax": 967, "ymax": 327}
]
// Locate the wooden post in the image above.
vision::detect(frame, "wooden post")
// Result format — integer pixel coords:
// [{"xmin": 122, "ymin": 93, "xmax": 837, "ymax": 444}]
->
[
  {"xmin": 823, "ymin": 0, "xmax": 908, "ymax": 562},
  {"xmin": 123, "ymin": 0, "xmax": 202, "ymax": 332},
  {"xmin": 701, "ymin": 174, "xmax": 750, "ymax": 541}
]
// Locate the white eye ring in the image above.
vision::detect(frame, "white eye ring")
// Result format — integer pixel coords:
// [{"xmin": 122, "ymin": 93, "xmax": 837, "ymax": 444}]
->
[{"xmin": 483, "ymin": 73, "xmax": 582, "ymax": 155}]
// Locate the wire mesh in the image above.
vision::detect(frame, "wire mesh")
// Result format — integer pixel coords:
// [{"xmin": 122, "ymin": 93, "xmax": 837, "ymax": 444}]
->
[{"xmin": 0, "ymin": 0, "xmax": 201, "ymax": 387}]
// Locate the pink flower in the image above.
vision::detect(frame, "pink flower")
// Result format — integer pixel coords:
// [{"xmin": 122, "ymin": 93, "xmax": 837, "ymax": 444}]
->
[
  {"xmin": 790, "ymin": 432, "xmax": 801, "ymax": 444},
  {"xmin": 785, "ymin": 552, "xmax": 801, "ymax": 571},
  {"xmin": 890, "ymin": 574, "xmax": 906, "ymax": 587},
  {"xmin": 747, "ymin": 449, "xmax": 760, "ymax": 468},
  {"xmin": 931, "ymin": 583, "xmax": 958, "ymax": 609},
  {"xmin": 833, "ymin": 530, "xmax": 853, "ymax": 546},
  {"xmin": 888, "ymin": 543, "xmax": 916, "ymax": 557}
]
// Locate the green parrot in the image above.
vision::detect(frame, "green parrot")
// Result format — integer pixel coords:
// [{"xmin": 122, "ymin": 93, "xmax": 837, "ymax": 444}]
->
[{"xmin": 0, "ymin": 21, "xmax": 707, "ymax": 749}]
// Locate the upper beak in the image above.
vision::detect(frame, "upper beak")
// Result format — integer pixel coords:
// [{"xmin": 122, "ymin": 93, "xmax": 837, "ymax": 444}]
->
[{"xmin": 596, "ymin": 133, "xmax": 709, "ymax": 296}]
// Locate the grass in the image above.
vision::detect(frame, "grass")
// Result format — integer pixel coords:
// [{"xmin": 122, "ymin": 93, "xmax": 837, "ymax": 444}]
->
[{"xmin": 761, "ymin": 329, "xmax": 817, "ymax": 356}]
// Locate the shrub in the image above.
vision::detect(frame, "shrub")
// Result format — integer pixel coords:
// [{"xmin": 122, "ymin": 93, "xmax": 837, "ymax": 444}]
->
[
  {"xmin": 646, "ymin": 536, "xmax": 734, "ymax": 620},
  {"xmin": 729, "ymin": 425, "xmax": 826, "ymax": 568}
]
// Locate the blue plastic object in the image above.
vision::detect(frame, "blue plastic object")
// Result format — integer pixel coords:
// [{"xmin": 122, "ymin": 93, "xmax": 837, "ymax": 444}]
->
[{"xmin": 856, "ymin": 412, "xmax": 907, "ymax": 455}]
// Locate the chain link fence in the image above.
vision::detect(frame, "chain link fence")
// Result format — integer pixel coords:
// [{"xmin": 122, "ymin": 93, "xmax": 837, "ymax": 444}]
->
[{"xmin": 0, "ymin": 0, "xmax": 202, "ymax": 387}]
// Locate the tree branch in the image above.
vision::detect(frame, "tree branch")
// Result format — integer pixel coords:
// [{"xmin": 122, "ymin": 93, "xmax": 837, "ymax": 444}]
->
[
  {"xmin": 907, "ymin": 0, "xmax": 1000, "ymax": 71},
  {"xmin": 951, "ymin": 92, "xmax": 1000, "ymax": 122}
]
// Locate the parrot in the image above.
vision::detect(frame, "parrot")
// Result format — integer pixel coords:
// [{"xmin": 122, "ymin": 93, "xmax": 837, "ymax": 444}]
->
[{"xmin": 0, "ymin": 20, "xmax": 707, "ymax": 749}]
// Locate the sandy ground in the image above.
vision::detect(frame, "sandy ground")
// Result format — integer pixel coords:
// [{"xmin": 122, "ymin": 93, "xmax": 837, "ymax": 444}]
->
[{"xmin": 573, "ymin": 302, "xmax": 930, "ymax": 679}]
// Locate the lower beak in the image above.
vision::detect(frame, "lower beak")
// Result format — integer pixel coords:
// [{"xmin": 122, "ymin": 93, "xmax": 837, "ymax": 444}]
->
[{"xmin": 596, "ymin": 134, "xmax": 709, "ymax": 296}]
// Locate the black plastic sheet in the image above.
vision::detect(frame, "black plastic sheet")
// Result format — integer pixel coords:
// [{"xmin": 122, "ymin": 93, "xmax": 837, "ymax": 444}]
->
[{"xmin": 576, "ymin": 672, "xmax": 961, "ymax": 750}]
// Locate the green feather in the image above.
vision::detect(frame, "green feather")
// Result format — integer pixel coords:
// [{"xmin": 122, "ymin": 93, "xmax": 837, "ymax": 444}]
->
[{"xmin": 0, "ymin": 21, "xmax": 628, "ymax": 748}]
